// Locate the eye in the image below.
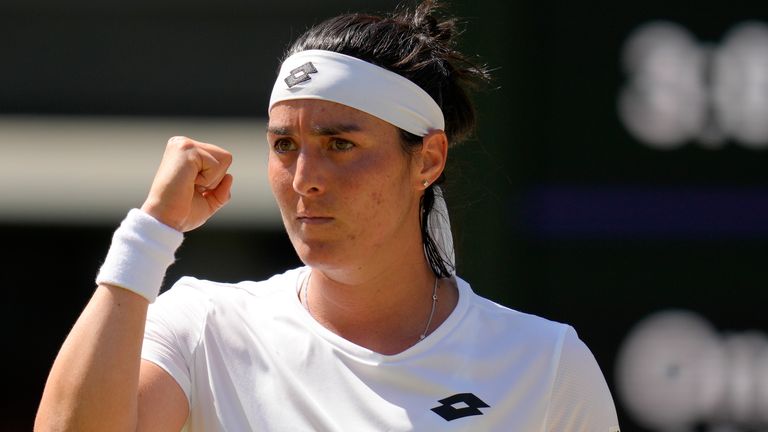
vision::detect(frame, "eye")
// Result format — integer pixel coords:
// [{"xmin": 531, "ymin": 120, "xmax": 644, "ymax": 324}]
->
[
  {"xmin": 273, "ymin": 138, "xmax": 297, "ymax": 153},
  {"xmin": 329, "ymin": 138, "xmax": 354, "ymax": 152}
]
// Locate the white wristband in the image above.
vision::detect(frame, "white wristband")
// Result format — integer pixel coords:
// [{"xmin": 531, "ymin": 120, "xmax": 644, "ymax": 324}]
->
[{"xmin": 95, "ymin": 208, "xmax": 184, "ymax": 303}]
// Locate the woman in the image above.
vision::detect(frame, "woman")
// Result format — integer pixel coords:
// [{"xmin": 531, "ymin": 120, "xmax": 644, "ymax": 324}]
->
[{"xmin": 35, "ymin": 1, "xmax": 620, "ymax": 430}]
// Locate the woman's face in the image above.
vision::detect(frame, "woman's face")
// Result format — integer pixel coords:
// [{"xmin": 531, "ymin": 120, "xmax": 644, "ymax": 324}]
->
[{"xmin": 267, "ymin": 99, "xmax": 424, "ymax": 275}]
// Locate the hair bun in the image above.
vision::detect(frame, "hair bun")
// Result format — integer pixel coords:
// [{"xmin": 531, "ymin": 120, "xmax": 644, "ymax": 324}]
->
[
  {"xmin": 411, "ymin": 1, "xmax": 456, "ymax": 43},
  {"xmin": 285, "ymin": 0, "xmax": 491, "ymax": 145}
]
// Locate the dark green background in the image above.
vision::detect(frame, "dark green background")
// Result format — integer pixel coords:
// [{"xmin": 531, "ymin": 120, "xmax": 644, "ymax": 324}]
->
[{"xmin": 3, "ymin": 1, "xmax": 767, "ymax": 430}]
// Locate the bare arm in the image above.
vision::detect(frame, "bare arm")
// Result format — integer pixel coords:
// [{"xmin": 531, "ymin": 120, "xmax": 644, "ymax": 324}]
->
[
  {"xmin": 34, "ymin": 136, "xmax": 233, "ymax": 432},
  {"xmin": 34, "ymin": 285, "xmax": 183, "ymax": 431}
]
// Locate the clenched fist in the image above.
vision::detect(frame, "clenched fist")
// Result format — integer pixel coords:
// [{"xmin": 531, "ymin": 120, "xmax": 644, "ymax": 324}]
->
[{"xmin": 141, "ymin": 136, "xmax": 234, "ymax": 232}]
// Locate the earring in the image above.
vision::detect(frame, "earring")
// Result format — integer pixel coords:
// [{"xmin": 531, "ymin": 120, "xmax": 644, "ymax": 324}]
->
[{"xmin": 423, "ymin": 179, "xmax": 430, "ymax": 187}]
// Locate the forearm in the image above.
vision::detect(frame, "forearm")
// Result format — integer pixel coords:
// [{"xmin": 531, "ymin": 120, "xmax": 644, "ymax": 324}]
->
[
  {"xmin": 35, "ymin": 137, "xmax": 231, "ymax": 431},
  {"xmin": 36, "ymin": 208, "xmax": 183, "ymax": 431},
  {"xmin": 35, "ymin": 284, "xmax": 149, "ymax": 432}
]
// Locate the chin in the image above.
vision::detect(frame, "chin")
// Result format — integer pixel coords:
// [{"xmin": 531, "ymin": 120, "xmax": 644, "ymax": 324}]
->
[
  {"xmin": 291, "ymin": 237, "xmax": 341, "ymax": 268},
  {"xmin": 297, "ymin": 244, "xmax": 375, "ymax": 279}
]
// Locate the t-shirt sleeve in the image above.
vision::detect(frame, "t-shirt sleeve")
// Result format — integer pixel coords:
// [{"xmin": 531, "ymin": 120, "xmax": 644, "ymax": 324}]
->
[
  {"xmin": 141, "ymin": 277, "xmax": 210, "ymax": 402},
  {"xmin": 545, "ymin": 325, "xmax": 621, "ymax": 432}
]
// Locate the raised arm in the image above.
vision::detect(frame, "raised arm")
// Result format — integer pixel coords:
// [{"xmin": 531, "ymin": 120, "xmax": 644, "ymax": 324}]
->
[{"xmin": 34, "ymin": 136, "xmax": 233, "ymax": 432}]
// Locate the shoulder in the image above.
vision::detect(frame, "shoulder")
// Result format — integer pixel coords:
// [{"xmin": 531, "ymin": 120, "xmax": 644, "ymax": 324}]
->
[
  {"xmin": 161, "ymin": 266, "xmax": 306, "ymax": 301},
  {"xmin": 457, "ymin": 275, "xmax": 570, "ymax": 347},
  {"xmin": 456, "ymin": 276, "xmax": 606, "ymax": 377},
  {"xmin": 554, "ymin": 325, "xmax": 612, "ymax": 395},
  {"xmin": 454, "ymin": 277, "xmax": 619, "ymax": 428},
  {"xmin": 544, "ymin": 325, "xmax": 620, "ymax": 429},
  {"xmin": 150, "ymin": 266, "xmax": 307, "ymax": 319}
]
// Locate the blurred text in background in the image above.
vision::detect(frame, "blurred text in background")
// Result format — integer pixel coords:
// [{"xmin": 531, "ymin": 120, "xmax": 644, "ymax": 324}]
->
[{"xmin": 1, "ymin": 1, "xmax": 766, "ymax": 430}]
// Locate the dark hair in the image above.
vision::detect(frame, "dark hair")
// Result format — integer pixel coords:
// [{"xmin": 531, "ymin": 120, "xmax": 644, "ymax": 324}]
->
[{"xmin": 283, "ymin": 0, "xmax": 490, "ymax": 277}]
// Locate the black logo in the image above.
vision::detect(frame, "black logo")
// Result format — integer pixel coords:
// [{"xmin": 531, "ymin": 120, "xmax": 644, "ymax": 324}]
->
[
  {"xmin": 431, "ymin": 393, "xmax": 490, "ymax": 421},
  {"xmin": 284, "ymin": 62, "xmax": 318, "ymax": 88}
]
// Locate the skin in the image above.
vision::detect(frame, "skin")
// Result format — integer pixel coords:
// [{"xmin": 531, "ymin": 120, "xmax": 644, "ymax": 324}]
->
[
  {"xmin": 268, "ymin": 100, "xmax": 456, "ymax": 354},
  {"xmin": 34, "ymin": 137, "xmax": 231, "ymax": 431},
  {"xmin": 34, "ymin": 99, "xmax": 456, "ymax": 431}
]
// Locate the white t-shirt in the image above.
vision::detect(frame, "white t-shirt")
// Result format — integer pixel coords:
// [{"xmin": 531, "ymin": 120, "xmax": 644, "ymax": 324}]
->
[{"xmin": 142, "ymin": 267, "xmax": 620, "ymax": 431}]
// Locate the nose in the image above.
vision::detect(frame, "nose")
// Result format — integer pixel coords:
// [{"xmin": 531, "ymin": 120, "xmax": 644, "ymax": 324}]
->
[{"xmin": 292, "ymin": 146, "xmax": 325, "ymax": 196}]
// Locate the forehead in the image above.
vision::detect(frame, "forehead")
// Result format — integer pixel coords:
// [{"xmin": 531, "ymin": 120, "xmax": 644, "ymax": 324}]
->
[{"xmin": 268, "ymin": 99, "xmax": 387, "ymax": 130}]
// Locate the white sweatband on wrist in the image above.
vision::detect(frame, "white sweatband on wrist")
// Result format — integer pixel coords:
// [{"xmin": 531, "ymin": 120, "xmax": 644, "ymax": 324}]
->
[
  {"xmin": 268, "ymin": 49, "xmax": 444, "ymax": 136},
  {"xmin": 95, "ymin": 208, "xmax": 184, "ymax": 303}
]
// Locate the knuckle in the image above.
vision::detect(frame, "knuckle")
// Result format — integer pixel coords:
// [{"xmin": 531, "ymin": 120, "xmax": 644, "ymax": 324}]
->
[
  {"xmin": 167, "ymin": 135, "xmax": 186, "ymax": 145},
  {"xmin": 167, "ymin": 135, "xmax": 195, "ymax": 150}
]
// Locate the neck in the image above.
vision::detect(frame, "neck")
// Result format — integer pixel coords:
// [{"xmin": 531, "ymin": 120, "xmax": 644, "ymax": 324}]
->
[{"xmin": 304, "ymin": 259, "xmax": 455, "ymax": 355}]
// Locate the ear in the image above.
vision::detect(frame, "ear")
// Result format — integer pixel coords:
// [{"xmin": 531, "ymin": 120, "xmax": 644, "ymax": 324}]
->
[{"xmin": 414, "ymin": 130, "xmax": 448, "ymax": 189}]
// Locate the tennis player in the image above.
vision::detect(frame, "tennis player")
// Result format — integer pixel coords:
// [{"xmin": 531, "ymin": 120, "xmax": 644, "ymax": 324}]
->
[{"xmin": 35, "ymin": 1, "xmax": 620, "ymax": 430}]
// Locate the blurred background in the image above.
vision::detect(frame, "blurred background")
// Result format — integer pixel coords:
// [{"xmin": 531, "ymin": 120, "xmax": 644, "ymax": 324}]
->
[{"xmin": 2, "ymin": 0, "xmax": 767, "ymax": 430}]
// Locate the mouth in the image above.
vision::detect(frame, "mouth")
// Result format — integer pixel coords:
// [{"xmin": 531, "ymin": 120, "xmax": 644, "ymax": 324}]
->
[{"xmin": 296, "ymin": 215, "xmax": 334, "ymax": 225}]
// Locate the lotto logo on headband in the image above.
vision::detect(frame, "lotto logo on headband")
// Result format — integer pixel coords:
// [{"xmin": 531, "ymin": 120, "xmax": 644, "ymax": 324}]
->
[{"xmin": 284, "ymin": 62, "xmax": 318, "ymax": 88}]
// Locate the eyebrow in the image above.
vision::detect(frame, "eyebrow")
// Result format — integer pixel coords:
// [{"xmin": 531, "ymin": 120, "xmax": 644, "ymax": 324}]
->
[{"xmin": 266, "ymin": 123, "xmax": 362, "ymax": 136}]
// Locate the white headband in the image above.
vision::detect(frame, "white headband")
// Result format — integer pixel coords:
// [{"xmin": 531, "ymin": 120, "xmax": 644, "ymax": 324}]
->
[{"xmin": 268, "ymin": 50, "xmax": 445, "ymax": 136}]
